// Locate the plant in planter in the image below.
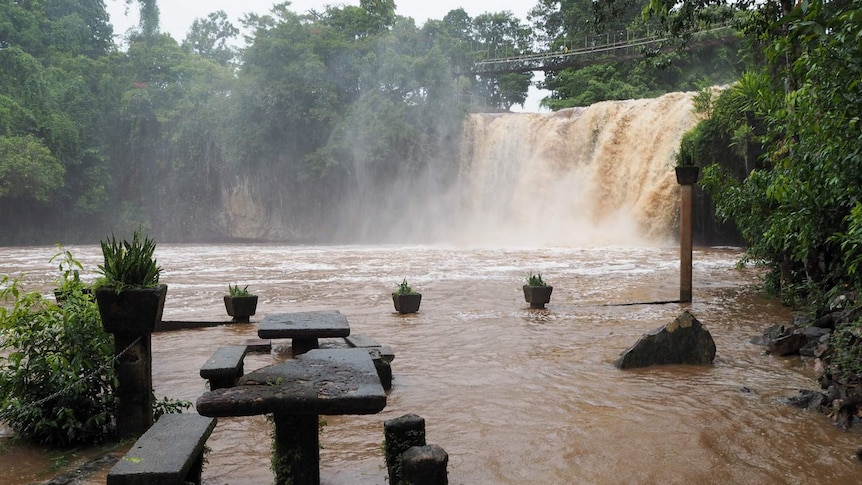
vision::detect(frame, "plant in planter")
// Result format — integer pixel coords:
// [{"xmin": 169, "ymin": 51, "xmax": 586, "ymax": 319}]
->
[
  {"xmin": 224, "ymin": 284, "xmax": 258, "ymax": 323},
  {"xmin": 392, "ymin": 278, "xmax": 421, "ymax": 314},
  {"xmin": 523, "ymin": 272, "xmax": 553, "ymax": 309},
  {"xmin": 674, "ymin": 150, "xmax": 700, "ymax": 185},
  {"xmin": 94, "ymin": 228, "xmax": 167, "ymax": 335},
  {"xmin": 50, "ymin": 245, "xmax": 91, "ymax": 304}
]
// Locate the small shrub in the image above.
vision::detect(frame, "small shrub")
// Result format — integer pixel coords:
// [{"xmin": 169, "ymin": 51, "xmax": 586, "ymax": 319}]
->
[
  {"xmin": 97, "ymin": 227, "xmax": 161, "ymax": 290},
  {"xmin": 526, "ymin": 272, "xmax": 547, "ymax": 286},
  {"xmin": 0, "ymin": 269, "xmax": 117, "ymax": 446},
  {"xmin": 50, "ymin": 245, "xmax": 88, "ymax": 298},
  {"xmin": 228, "ymin": 284, "xmax": 251, "ymax": 297},
  {"xmin": 393, "ymin": 278, "xmax": 417, "ymax": 296}
]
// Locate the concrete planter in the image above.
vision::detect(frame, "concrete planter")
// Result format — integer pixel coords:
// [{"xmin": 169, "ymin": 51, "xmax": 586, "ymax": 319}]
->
[
  {"xmin": 675, "ymin": 166, "xmax": 700, "ymax": 185},
  {"xmin": 523, "ymin": 285, "xmax": 553, "ymax": 309},
  {"xmin": 224, "ymin": 295, "xmax": 258, "ymax": 322},
  {"xmin": 393, "ymin": 293, "xmax": 421, "ymax": 314},
  {"xmin": 95, "ymin": 284, "xmax": 167, "ymax": 335}
]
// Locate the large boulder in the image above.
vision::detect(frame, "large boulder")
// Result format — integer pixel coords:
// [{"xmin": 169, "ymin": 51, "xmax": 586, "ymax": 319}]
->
[{"xmin": 615, "ymin": 311, "xmax": 716, "ymax": 369}]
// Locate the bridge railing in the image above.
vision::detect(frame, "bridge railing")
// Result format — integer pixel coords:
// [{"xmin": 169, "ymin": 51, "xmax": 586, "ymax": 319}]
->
[{"xmin": 473, "ymin": 21, "xmax": 734, "ymax": 73}]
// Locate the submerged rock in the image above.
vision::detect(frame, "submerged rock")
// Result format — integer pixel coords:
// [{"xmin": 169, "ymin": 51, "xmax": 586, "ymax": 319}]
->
[
  {"xmin": 614, "ymin": 311, "xmax": 716, "ymax": 369},
  {"xmin": 780, "ymin": 389, "xmax": 827, "ymax": 411}
]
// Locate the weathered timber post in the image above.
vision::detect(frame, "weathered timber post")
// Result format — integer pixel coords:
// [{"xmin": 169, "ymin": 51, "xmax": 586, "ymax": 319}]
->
[
  {"xmin": 384, "ymin": 414, "xmax": 426, "ymax": 485},
  {"xmin": 675, "ymin": 166, "xmax": 699, "ymax": 303}
]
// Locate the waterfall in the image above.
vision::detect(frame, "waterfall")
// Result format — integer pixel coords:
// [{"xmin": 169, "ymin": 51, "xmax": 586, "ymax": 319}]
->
[
  {"xmin": 220, "ymin": 92, "xmax": 699, "ymax": 245},
  {"xmin": 449, "ymin": 92, "xmax": 699, "ymax": 246}
]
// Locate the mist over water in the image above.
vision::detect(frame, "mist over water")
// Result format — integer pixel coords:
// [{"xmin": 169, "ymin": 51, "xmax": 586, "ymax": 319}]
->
[{"xmin": 351, "ymin": 92, "xmax": 698, "ymax": 246}]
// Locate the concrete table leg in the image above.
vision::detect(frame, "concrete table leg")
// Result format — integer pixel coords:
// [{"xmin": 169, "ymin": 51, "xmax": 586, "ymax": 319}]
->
[
  {"xmin": 291, "ymin": 337, "xmax": 319, "ymax": 356},
  {"xmin": 272, "ymin": 412, "xmax": 320, "ymax": 485}
]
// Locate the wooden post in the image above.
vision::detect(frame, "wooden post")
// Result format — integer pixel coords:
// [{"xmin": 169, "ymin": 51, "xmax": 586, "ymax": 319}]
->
[{"xmin": 675, "ymin": 167, "xmax": 700, "ymax": 303}]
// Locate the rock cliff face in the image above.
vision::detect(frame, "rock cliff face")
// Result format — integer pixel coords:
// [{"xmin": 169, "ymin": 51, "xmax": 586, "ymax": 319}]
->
[{"xmin": 221, "ymin": 177, "xmax": 270, "ymax": 240}]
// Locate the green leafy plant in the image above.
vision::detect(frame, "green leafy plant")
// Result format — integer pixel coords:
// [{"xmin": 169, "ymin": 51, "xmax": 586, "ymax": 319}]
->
[
  {"xmin": 526, "ymin": 272, "xmax": 547, "ymax": 287},
  {"xmin": 152, "ymin": 395, "xmax": 192, "ymax": 421},
  {"xmin": 50, "ymin": 245, "xmax": 90, "ymax": 301},
  {"xmin": 393, "ymin": 278, "xmax": 417, "ymax": 296},
  {"xmin": 228, "ymin": 284, "xmax": 252, "ymax": 297},
  {"xmin": 96, "ymin": 227, "xmax": 161, "ymax": 291},
  {"xmin": 829, "ymin": 319, "xmax": 862, "ymax": 384},
  {"xmin": 0, "ymin": 266, "xmax": 118, "ymax": 446}
]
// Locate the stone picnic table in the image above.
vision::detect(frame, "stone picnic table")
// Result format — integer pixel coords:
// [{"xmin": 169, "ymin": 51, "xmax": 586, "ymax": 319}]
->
[
  {"xmin": 258, "ymin": 310, "xmax": 351, "ymax": 355},
  {"xmin": 195, "ymin": 347, "xmax": 386, "ymax": 485}
]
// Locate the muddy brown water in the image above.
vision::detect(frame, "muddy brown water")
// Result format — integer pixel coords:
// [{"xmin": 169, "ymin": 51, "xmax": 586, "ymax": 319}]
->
[{"xmin": 1, "ymin": 244, "xmax": 861, "ymax": 484}]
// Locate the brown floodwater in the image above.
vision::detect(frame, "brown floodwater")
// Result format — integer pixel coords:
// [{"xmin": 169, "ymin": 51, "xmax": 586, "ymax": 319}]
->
[{"xmin": 1, "ymin": 243, "xmax": 861, "ymax": 485}]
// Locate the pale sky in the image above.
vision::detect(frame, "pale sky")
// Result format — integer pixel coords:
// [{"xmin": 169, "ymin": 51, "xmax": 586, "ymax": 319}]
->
[
  {"xmin": 106, "ymin": 1, "xmax": 539, "ymax": 41},
  {"xmin": 105, "ymin": 0, "xmax": 549, "ymax": 111}
]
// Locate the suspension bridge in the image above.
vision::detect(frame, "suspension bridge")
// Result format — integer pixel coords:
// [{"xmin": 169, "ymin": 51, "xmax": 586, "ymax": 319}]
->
[{"xmin": 470, "ymin": 22, "xmax": 736, "ymax": 75}]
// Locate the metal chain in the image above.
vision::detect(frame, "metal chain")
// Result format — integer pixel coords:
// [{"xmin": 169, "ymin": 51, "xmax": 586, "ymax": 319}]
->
[{"xmin": 1, "ymin": 335, "xmax": 142, "ymax": 419}]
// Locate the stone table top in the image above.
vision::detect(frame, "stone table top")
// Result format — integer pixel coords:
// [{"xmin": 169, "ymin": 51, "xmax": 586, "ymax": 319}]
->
[
  {"xmin": 195, "ymin": 348, "xmax": 386, "ymax": 417},
  {"xmin": 258, "ymin": 310, "xmax": 351, "ymax": 340}
]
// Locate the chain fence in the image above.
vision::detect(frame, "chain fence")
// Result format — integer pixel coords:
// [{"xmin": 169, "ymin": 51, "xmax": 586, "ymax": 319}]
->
[{"xmin": 0, "ymin": 335, "xmax": 141, "ymax": 422}]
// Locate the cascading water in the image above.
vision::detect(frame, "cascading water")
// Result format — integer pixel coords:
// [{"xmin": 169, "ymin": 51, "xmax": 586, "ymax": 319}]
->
[
  {"xmin": 450, "ymin": 92, "xmax": 699, "ymax": 246},
  {"xmin": 223, "ymin": 92, "xmax": 699, "ymax": 245}
]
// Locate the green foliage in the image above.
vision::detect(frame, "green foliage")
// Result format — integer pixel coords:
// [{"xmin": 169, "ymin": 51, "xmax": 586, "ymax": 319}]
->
[
  {"xmin": 526, "ymin": 272, "xmax": 547, "ymax": 287},
  {"xmin": 830, "ymin": 319, "xmax": 862, "ymax": 383},
  {"xmin": 0, "ymin": 268, "xmax": 117, "ymax": 446},
  {"xmin": 50, "ymin": 244, "xmax": 88, "ymax": 300},
  {"xmin": 536, "ymin": 0, "xmax": 744, "ymax": 108},
  {"xmin": 0, "ymin": 135, "xmax": 65, "ymax": 202},
  {"xmin": 97, "ymin": 227, "xmax": 161, "ymax": 290},
  {"xmin": 152, "ymin": 395, "xmax": 192, "ymax": 421},
  {"xmin": 393, "ymin": 278, "xmax": 417, "ymax": 296},
  {"xmin": 228, "ymin": 284, "xmax": 252, "ymax": 297}
]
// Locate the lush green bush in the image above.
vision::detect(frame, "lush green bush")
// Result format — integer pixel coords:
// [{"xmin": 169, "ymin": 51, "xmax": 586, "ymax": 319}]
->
[{"xmin": 0, "ymin": 273, "xmax": 118, "ymax": 446}]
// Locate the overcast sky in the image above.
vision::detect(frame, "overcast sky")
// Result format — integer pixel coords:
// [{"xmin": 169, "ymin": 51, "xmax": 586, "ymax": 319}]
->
[
  {"xmin": 106, "ymin": 1, "xmax": 539, "ymax": 40},
  {"xmin": 105, "ymin": 0, "xmax": 547, "ymax": 111}
]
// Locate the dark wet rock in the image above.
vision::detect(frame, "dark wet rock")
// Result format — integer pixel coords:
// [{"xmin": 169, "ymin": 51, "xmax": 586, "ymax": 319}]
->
[
  {"xmin": 767, "ymin": 333, "xmax": 808, "ymax": 356},
  {"xmin": 825, "ymin": 383, "xmax": 842, "ymax": 402},
  {"xmin": 752, "ymin": 324, "xmax": 829, "ymax": 356},
  {"xmin": 780, "ymin": 389, "xmax": 827, "ymax": 411},
  {"xmin": 749, "ymin": 324, "xmax": 788, "ymax": 346},
  {"xmin": 798, "ymin": 326, "xmax": 832, "ymax": 339},
  {"xmin": 834, "ymin": 398, "xmax": 862, "ymax": 430},
  {"xmin": 614, "ymin": 311, "xmax": 716, "ymax": 369},
  {"xmin": 812, "ymin": 314, "xmax": 836, "ymax": 330},
  {"xmin": 800, "ymin": 332, "xmax": 831, "ymax": 357}
]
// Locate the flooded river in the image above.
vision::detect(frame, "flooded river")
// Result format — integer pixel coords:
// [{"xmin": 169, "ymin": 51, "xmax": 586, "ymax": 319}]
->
[{"xmin": 1, "ymin": 244, "xmax": 861, "ymax": 484}]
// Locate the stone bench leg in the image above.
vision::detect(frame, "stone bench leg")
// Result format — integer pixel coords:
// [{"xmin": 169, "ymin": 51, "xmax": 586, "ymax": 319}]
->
[
  {"xmin": 291, "ymin": 337, "xmax": 318, "ymax": 356},
  {"xmin": 272, "ymin": 412, "xmax": 320, "ymax": 485}
]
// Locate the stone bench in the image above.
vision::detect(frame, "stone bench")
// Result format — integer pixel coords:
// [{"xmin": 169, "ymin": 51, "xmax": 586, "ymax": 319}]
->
[
  {"xmin": 345, "ymin": 334, "xmax": 395, "ymax": 390},
  {"xmin": 345, "ymin": 334, "xmax": 395, "ymax": 362},
  {"xmin": 200, "ymin": 345, "xmax": 248, "ymax": 390},
  {"xmin": 107, "ymin": 413, "xmax": 217, "ymax": 485}
]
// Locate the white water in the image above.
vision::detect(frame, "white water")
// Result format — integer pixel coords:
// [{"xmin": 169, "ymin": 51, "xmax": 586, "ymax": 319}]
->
[{"xmin": 441, "ymin": 92, "xmax": 697, "ymax": 246}]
